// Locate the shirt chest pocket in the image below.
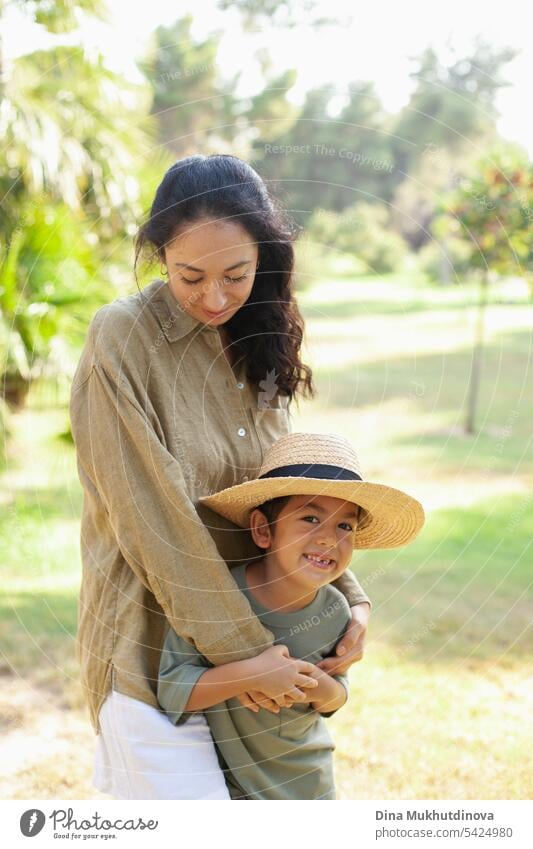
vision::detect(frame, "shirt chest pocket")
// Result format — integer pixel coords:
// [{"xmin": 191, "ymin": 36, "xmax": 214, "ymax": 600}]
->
[{"xmin": 277, "ymin": 704, "xmax": 319, "ymax": 741}]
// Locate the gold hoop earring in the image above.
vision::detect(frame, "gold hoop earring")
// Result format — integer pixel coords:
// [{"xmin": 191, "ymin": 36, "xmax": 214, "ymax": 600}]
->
[{"xmin": 160, "ymin": 265, "xmax": 168, "ymax": 278}]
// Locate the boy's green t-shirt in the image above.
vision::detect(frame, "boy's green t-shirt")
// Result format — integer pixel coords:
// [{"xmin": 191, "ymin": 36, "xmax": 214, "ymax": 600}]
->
[{"xmin": 158, "ymin": 562, "xmax": 352, "ymax": 800}]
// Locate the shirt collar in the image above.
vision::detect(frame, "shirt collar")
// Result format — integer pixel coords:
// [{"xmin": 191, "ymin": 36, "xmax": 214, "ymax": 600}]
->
[
  {"xmin": 143, "ymin": 278, "xmax": 218, "ymax": 342},
  {"xmin": 234, "ymin": 563, "xmax": 328, "ymax": 628}
]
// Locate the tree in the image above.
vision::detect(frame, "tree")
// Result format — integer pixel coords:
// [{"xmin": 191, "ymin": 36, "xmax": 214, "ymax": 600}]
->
[
  {"xmin": 391, "ymin": 41, "xmax": 517, "ymax": 176},
  {"xmin": 141, "ymin": 17, "xmax": 240, "ymax": 157},
  {"xmin": 142, "ymin": 17, "xmax": 301, "ymax": 161},
  {"xmin": 446, "ymin": 143, "xmax": 533, "ymax": 433},
  {"xmin": 253, "ymin": 82, "xmax": 395, "ymax": 221},
  {"xmin": 1, "ymin": 45, "xmax": 148, "ymax": 239},
  {"xmin": 306, "ymin": 202, "xmax": 407, "ymax": 274},
  {"xmin": 390, "ymin": 40, "xmax": 517, "ymax": 261},
  {"xmin": 217, "ymin": 0, "xmax": 326, "ymax": 29},
  {"xmin": 0, "ymin": 198, "xmax": 109, "ymax": 407},
  {"xmin": 0, "ymin": 0, "xmax": 154, "ymax": 407}
]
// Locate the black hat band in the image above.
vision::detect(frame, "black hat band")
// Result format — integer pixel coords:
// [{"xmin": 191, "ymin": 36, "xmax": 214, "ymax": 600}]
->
[{"xmin": 258, "ymin": 463, "xmax": 363, "ymax": 482}]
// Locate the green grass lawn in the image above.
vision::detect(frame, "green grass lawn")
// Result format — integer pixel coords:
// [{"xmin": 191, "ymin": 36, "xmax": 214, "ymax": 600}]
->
[{"xmin": 1, "ymin": 271, "xmax": 532, "ymax": 799}]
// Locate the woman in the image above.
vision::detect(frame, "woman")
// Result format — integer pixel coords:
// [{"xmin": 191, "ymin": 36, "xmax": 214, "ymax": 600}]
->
[{"xmin": 70, "ymin": 154, "xmax": 371, "ymax": 800}]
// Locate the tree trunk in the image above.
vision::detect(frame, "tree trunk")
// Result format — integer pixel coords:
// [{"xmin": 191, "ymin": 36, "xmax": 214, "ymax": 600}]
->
[
  {"xmin": 438, "ymin": 237, "xmax": 451, "ymax": 285},
  {"xmin": 465, "ymin": 271, "xmax": 489, "ymax": 434},
  {"xmin": 2, "ymin": 374, "xmax": 31, "ymax": 410}
]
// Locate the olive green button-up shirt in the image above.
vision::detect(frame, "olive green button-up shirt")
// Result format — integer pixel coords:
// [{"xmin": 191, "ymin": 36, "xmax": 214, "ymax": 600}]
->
[{"xmin": 69, "ymin": 278, "xmax": 370, "ymax": 734}]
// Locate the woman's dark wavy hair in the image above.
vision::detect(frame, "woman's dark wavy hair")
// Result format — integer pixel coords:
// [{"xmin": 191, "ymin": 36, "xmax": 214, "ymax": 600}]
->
[{"xmin": 134, "ymin": 154, "xmax": 315, "ymax": 403}]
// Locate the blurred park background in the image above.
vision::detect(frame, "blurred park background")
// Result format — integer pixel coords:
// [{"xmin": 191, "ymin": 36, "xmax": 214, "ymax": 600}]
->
[{"xmin": 1, "ymin": 0, "xmax": 532, "ymax": 799}]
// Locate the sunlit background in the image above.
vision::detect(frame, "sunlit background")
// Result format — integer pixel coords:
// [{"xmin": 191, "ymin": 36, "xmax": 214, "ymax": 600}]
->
[{"xmin": 1, "ymin": 0, "xmax": 532, "ymax": 800}]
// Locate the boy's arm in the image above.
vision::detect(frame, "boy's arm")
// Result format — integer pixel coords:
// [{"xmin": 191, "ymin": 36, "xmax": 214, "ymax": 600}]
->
[
  {"xmin": 158, "ymin": 630, "xmax": 320, "ymax": 723},
  {"xmin": 158, "ymin": 628, "xmax": 258, "ymax": 725},
  {"xmin": 307, "ymin": 667, "xmax": 349, "ymax": 716},
  {"xmin": 158, "ymin": 629, "xmax": 212, "ymax": 725}
]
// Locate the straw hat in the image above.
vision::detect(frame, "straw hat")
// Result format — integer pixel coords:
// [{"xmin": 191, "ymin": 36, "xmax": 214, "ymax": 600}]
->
[{"xmin": 199, "ymin": 432, "xmax": 425, "ymax": 549}]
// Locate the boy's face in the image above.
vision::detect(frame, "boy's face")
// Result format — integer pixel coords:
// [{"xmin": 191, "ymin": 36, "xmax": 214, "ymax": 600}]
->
[{"xmin": 251, "ymin": 493, "xmax": 359, "ymax": 592}]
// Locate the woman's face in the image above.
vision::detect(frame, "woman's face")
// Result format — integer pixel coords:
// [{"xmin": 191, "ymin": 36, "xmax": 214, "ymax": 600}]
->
[{"xmin": 164, "ymin": 218, "xmax": 259, "ymax": 326}]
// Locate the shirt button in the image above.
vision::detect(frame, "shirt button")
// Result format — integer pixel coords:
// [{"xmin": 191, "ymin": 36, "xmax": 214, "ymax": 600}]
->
[
  {"xmin": 236, "ymin": 382, "xmax": 244, "ymax": 390},
  {"xmin": 237, "ymin": 427, "xmax": 246, "ymax": 437}
]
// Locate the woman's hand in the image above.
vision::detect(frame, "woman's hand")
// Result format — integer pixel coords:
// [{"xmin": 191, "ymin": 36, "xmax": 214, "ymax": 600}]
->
[
  {"xmin": 315, "ymin": 601, "xmax": 371, "ymax": 676},
  {"xmin": 234, "ymin": 606, "xmax": 370, "ymax": 713},
  {"xmin": 235, "ymin": 644, "xmax": 318, "ymax": 713},
  {"xmin": 242, "ymin": 664, "xmax": 347, "ymax": 714},
  {"xmin": 274, "ymin": 603, "xmax": 370, "ymax": 710}
]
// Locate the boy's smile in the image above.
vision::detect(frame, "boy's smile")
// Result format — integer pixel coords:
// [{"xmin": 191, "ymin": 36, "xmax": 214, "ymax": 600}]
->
[
  {"xmin": 302, "ymin": 552, "xmax": 336, "ymax": 568},
  {"xmin": 247, "ymin": 494, "xmax": 360, "ymax": 612}
]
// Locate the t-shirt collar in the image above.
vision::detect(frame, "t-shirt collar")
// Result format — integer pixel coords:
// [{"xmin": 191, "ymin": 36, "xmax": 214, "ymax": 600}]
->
[{"xmin": 233, "ymin": 562, "xmax": 327, "ymax": 628}]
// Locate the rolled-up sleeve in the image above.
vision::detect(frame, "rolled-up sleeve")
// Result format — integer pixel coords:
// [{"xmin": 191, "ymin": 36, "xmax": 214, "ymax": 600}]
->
[
  {"xmin": 70, "ymin": 361, "xmax": 275, "ymax": 665},
  {"xmin": 320, "ymin": 673, "xmax": 350, "ymax": 718},
  {"xmin": 158, "ymin": 628, "xmax": 211, "ymax": 725},
  {"xmin": 332, "ymin": 570, "xmax": 371, "ymax": 609}
]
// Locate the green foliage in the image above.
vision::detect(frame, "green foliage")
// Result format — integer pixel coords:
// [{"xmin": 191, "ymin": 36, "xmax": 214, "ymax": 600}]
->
[
  {"xmin": 307, "ymin": 202, "xmax": 408, "ymax": 273},
  {"xmin": 142, "ymin": 17, "xmax": 300, "ymax": 158},
  {"xmin": 243, "ymin": 67, "xmax": 299, "ymax": 143},
  {"xmin": 2, "ymin": 45, "xmax": 149, "ymax": 231},
  {"xmin": 217, "ymin": 0, "xmax": 322, "ymax": 29},
  {"xmin": 253, "ymin": 82, "xmax": 396, "ymax": 218},
  {"xmin": 445, "ymin": 143, "xmax": 533, "ymax": 280},
  {"xmin": 0, "ymin": 198, "xmax": 114, "ymax": 405},
  {"xmin": 0, "ymin": 0, "xmax": 159, "ymax": 406},
  {"xmin": 416, "ymin": 236, "xmax": 472, "ymax": 283},
  {"xmin": 141, "ymin": 17, "xmax": 240, "ymax": 157},
  {"xmin": 253, "ymin": 42, "xmax": 516, "ymax": 226},
  {"xmin": 14, "ymin": 0, "xmax": 107, "ymax": 33},
  {"xmin": 390, "ymin": 41, "xmax": 517, "ymax": 176},
  {"xmin": 391, "ymin": 146, "xmax": 478, "ymax": 252},
  {"xmin": 388, "ymin": 41, "xmax": 517, "ymax": 253}
]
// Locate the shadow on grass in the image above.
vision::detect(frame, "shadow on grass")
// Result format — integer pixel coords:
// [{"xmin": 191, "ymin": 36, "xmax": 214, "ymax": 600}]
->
[
  {"xmin": 314, "ymin": 327, "xmax": 532, "ymax": 469},
  {"xmin": 1, "ymin": 492, "xmax": 531, "ymax": 688},
  {"xmin": 0, "ymin": 587, "xmax": 78, "ymax": 677},
  {"xmin": 351, "ymin": 492, "xmax": 533, "ymax": 664}
]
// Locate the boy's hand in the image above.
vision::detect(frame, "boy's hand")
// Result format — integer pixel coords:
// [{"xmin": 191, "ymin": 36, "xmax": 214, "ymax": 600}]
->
[
  {"xmin": 234, "ymin": 645, "xmax": 318, "ymax": 713},
  {"xmin": 236, "ymin": 644, "xmax": 318, "ymax": 712},
  {"xmin": 315, "ymin": 602, "xmax": 370, "ymax": 675},
  {"xmin": 280, "ymin": 664, "xmax": 347, "ymax": 713},
  {"xmin": 234, "ymin": 604, "xmax": 370, "ymax": 712}
]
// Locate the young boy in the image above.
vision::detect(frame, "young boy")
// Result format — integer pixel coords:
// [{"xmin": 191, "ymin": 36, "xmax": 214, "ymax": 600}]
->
[{"xmin": 158, "ymin": 431, "xmax": 424, "ymax": 800}]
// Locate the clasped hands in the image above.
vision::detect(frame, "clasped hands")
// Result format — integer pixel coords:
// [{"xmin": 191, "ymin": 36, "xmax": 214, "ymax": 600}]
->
[{"xmin": 236, "ymin": 602, "xmax": 370, "ymax": 713}]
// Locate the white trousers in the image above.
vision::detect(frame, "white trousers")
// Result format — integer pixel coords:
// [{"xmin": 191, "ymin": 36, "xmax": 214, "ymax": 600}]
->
[{"xmin": 92, "ymin": 690, "xmax": 231, "ymax": 800}]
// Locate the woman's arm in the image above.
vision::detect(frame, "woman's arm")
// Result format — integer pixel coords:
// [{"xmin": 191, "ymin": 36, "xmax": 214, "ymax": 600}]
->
[
  {"xmin": 158, "ymin": 631, "xmax": 318, "ymax": 721},
  {"xmin": 186, "ymin": 645, "xmax": 318, "ymax": 712},
  {"xmin": 316, "ymin": 601, "xmax": 371, "ymax": 675},
  {"xmin": 70, "ymin": 341, "xmax": 273, "ymax": 667},
  {"xmin": 329, "ymin": 569, "xmax": 371, "ymax": 671},
  {"xmin": 332, "ymin": 569, "xmax": 371, "ymax": 608}
]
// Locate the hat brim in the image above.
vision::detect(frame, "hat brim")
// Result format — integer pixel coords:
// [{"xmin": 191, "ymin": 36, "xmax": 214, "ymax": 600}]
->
[{"xmin": 199, "ymin": 477, "xmax": 424, "ymax": 549}]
